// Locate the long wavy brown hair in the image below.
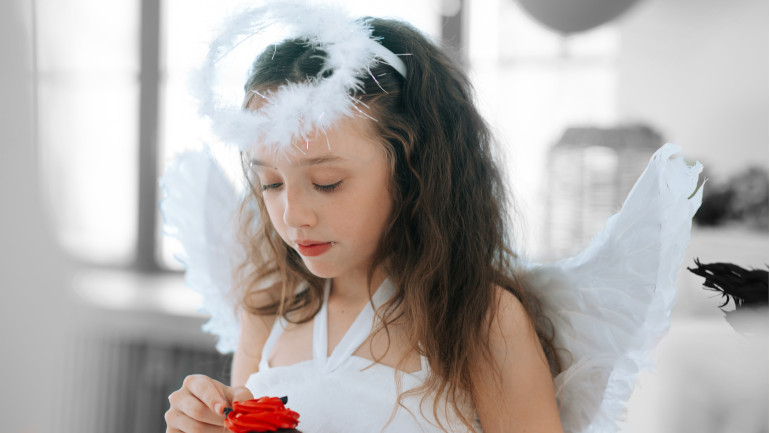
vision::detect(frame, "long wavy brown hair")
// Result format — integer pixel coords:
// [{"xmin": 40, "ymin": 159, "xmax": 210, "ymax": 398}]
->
[{"xmin": 235, "ymin": 17, "xmax": 560, "ymax": 431}]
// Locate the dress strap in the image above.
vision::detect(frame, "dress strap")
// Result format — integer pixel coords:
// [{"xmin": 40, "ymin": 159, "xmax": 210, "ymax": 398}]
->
[
  {"xmin": 312, "ymin": 279, "xmax": 332, "ymax": 368},
  {"xmin": 259, "ymin": 281, "xmax": 311, "ymax": 371},
  {"xmin": 315, "ymin": 278, "xmax": 396, "ymax": 372},
  {"xmin": 259, "ymin": 315, "xmax": 287, "ymax": 371},
  {"xmin": 419, "ymin": 352, "xmax": 429, "ymax": 375}
]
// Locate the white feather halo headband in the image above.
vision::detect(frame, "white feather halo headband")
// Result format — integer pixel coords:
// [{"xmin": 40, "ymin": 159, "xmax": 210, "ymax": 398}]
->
[{"xmin": 190, "ymin": 1, "xmax": 408, "ymax": 154}]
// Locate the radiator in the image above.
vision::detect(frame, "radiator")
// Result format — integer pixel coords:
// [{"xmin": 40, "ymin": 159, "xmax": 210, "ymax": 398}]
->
[{"xmin": 56, "ymin": 317, "xmax": 230, "ymax": 433}]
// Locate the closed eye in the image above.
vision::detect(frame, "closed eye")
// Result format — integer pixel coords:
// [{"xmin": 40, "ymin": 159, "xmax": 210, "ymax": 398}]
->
[
  {"xmin": 261, "ymin": 182, "xmax": 282, "ymax": 191},
  {"xmin": 314, "ymin": 181, "xmax": 342, "ymax": 192}
]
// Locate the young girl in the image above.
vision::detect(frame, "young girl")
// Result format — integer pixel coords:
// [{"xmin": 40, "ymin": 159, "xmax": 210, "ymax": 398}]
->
[{"xmin": 162, "ymin": 3, "xmax": 702, "ymax": 432}]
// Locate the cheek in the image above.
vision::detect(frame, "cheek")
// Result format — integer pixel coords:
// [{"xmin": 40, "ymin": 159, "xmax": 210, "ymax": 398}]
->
[
  {"xmin": 262, "ymin": 197, "xmax": 286, "ymax": 234},
  {"xmin": 347, "ymin": 188, "xmax": 393, "ymax": 243}
]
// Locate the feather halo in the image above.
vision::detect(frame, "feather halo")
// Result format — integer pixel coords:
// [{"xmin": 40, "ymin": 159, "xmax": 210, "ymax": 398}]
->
[{"xmin": 189, "ymin": 0, "xmax": 403, "ymax": 155}]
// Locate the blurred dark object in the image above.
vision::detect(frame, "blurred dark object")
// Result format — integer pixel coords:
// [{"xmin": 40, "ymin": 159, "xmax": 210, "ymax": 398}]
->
[
  {"xmin": 544, "ymin": 125, "xmax": 662, "ymax": 258},
  {"xmin": 689, "ymin": 258, "xmax": 769, "ymax": 334},
  {"xmin": 689, "ymin": 259, "xmax": 768, "ymax": 308},
  {"xmin": 517, "ymin": 0, "xmax": 639, "ymax": 35},
  {"xmin": 555, "ymin": 124, "xmax": 663, "ymax": 150},
  {"xmin": 694, "ymin": 167, "xmax": 768, "ymax": 230}
]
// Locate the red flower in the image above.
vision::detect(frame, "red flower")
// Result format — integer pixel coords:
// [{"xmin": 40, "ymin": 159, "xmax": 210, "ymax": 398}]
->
[{"xmin": 224, "ymin": 396, "xmax": 300, "ymax": 433}]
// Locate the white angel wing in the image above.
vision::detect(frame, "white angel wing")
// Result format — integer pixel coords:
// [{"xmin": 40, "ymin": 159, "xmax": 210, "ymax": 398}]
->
[
  {"xmin": 523, "ymin": 143, "xmax": 703, "ymax": 433},
  {"xmin": 160, "ymin": 149, "xmax": 245, "ymax": 354}
]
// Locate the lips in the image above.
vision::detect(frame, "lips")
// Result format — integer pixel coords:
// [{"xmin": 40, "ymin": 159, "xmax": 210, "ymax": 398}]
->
[{"xmin": 295, "ymin": 240, "xmax": 333, "ymax": 257}]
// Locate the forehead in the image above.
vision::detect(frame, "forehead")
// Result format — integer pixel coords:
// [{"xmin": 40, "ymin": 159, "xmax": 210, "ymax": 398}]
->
[{"xmin": 250, "ymin": 115, "xmax": 385, "ymax": 166}]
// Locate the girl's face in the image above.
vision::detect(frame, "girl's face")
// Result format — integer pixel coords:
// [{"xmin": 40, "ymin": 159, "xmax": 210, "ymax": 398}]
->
[{"xmin": 249, "ymin": 116, "xmax": 393, "ymax": 281}]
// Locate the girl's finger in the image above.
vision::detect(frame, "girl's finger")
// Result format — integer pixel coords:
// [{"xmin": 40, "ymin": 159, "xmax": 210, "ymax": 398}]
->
[
  {"xmin": 177, "ymin": 393, "xmax": 226, "ymax": 425},
  {"xmin": 227, "ymin": 385, "xmax": 255, "ymax": 404},
  {"xmin": 165, "ymin": 409, "xmax": 223, "ymax": 433},
  {"xmin": 183, "ymin": 375, "xmax": 229, "ymax": 414}
]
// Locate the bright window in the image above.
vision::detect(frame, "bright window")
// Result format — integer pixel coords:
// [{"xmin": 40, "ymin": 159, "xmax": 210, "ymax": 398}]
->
[
  {"xmin": 37, "ymin": 0, "xmax": 140, "ymax": 265},
  {"xmin": 37, "ymin": 0, "xmax": 442, "ymax": 270}
]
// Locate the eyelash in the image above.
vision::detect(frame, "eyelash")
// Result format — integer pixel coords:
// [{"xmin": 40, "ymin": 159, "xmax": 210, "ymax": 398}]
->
[
  {"xmin": 261, "ymin": 181, "xmax": 343, "ymax": 192},
  {"xmin": 261, "ymin": 183, "xmax": 281, "ymax": 191},
  {"xmin": 314, "ymin": 181, "xmax": 343, "ymax": 192}
]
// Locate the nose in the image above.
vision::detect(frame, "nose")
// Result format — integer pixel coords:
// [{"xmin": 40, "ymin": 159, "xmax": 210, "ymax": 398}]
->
[{"xmin": 282, "ymin": 184, "xmax": 317, "ymax": 229}]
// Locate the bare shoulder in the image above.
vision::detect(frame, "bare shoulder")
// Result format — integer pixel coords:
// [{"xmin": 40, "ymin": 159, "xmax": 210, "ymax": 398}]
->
[
  {"xmin": 472, "ymin": 286, "xmax": 564, "ymax": 433},
  {"xmin": 486, "ymin": 286, "xmax": 545, "ymax": 358},
  {"xmin": 490, "ymin": 286, "xmax": 535, "ymax": 338}
]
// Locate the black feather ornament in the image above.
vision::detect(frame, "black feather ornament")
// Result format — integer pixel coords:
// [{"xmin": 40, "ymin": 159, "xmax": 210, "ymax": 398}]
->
[
  {"xmin": 688, "ymin": 258, "xmax": 768, "ymax": 334},
  {"xmin": 688, "ymin": 259, "xmax": 768, "ymax": 308},
  {"xmin": 687, "ymin": 258, "xmax": 768, "ymax": 310}
]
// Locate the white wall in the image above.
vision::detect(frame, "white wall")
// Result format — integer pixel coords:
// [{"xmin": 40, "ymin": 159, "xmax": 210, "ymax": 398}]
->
[
  {"xmin": 616, "ymin": 0, "xmax": 768, "ymax": 176},
  {"xmin": 0, "ymin": 0, "xmax": 72, "ymax": 431}
]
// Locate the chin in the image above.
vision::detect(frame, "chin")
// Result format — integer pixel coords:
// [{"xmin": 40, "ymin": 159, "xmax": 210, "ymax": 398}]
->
[{"xmin": 300, "ymin": 259, "xmax": 340, "ymax": 279}]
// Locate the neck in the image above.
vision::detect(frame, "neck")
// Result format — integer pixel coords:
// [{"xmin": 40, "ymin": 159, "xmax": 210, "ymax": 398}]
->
[{"xmin": 330, "ymin": 265, "xmax": 388, "ymax": 304}]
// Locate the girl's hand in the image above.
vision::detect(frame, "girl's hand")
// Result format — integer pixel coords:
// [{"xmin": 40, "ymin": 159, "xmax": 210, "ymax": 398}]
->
[{"xmin": 165, "ymin": 374, "xmax": 254, "ymax": 433}]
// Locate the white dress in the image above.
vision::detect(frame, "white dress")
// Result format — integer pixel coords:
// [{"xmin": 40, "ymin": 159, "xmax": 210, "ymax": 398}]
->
[
  {"xmin": 160, "ymin": 143, "xmax": 703, "ymax": 433},
  {"xmin": 245, "ymin": 278, "xmax": 482, "ymax": 433}
]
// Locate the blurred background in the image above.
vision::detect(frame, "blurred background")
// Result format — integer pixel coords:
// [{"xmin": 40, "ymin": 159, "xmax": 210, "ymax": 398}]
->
[{"xmin": 1, "ymin": 0, "xmax": 767, "ymax": 431}]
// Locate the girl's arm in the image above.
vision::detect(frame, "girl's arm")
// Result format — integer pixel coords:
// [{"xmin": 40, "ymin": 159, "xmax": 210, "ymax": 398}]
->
[
  {"xmin": 231, "ymin": 308, "xmax": 277, "ymax": 386},
  {"xmin": 472, "ymin": 288, "xmax": 564, "ymax": 433}
]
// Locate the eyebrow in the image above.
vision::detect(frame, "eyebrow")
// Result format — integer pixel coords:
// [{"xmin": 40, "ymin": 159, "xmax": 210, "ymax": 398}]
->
[{"xmin": 250, "ymin": 155, "xmax": 348, "ymax": 168}]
